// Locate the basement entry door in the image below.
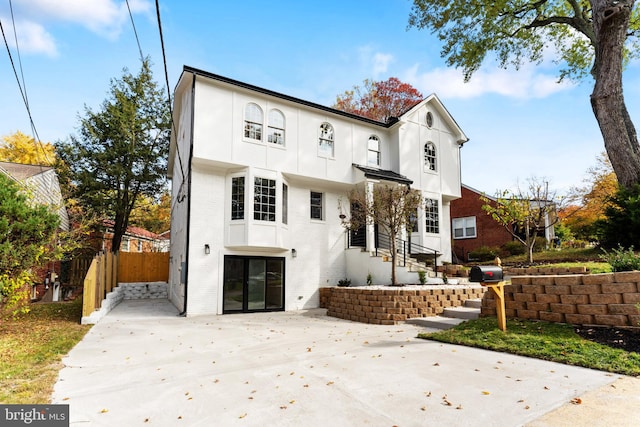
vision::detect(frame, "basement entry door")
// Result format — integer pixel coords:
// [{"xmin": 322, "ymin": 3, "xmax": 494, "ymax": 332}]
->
[{"xmin": 223, "ymin": 256, "xmax": 285, "ymax": 313}]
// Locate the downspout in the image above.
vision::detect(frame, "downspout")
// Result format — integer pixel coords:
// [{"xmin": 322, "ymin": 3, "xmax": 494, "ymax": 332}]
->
[{"xmin": 179, "ymin": 73, "xmax": 196, "ymax": 316}]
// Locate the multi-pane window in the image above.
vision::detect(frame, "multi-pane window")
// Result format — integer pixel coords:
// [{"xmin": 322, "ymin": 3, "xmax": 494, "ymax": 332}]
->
[
  {"xmin": 368, "ymin": 135, "xmax": 380, "ymax": 167},
  {"xmin": 231, "ymin": 177, "xmax": 245, "ymax": 220},
  {"xmin": 310, "ymin": 191, "xmax": 323, "ymax": 220},
  {"xmin": 318, "ymin": 123, "xmax": 334, "ymax": 157},
  {"xmin": 452, "ymin": 216, "xmax": 476, "ymax": 239},
  {"xmin": 424, "ymin": 142, "xmax": 437, "ymax": 172},
  {"xmin": 244, "ymin": 103, "xmax": 263, "ymax": 140},
  {"xmin": 268, "ymin": 109, "xmax": 285, "ymax": 145},
  {"xmin": 254, "ymin": 177, "xmax": 276, "ymax": 221},
  {"xmin": 425, "ymin": 198, "xmax": 439, "ymax": 234},
  {"xmin": 282, "ymin": 183, "xmax": 288, "ymax": 225}
]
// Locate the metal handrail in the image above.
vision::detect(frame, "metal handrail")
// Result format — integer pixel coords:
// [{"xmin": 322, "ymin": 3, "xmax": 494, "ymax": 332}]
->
[{"xmin": 348, "ymin": 231, "xmax": 439, "ymax": 272}]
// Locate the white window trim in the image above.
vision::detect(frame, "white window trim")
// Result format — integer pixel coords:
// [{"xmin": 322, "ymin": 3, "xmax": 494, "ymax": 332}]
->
[
  {"xmin": 424, "ymin": 142, "xmax": 437, "ymax": 173},
  {"xmin": 310, "ymin": 190, "xmax": 324, "ymax": 221},
  {"xmin": 318, "ymin": 123, "xmax": 335, "ymax": 158},
  {"xmin": 452, "ymin": 216, "xmax": 477, "ymax": 239}
]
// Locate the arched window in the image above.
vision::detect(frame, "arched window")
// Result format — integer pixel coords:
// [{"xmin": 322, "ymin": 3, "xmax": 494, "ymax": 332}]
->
[
  {"xmin": 368, "ymin": 135, "xmax": 380, "ymax": 167},
  {"xmin": 268, "ymin": 109, "xmax": 285, "ymax": 145},
  {"xmin": 424, "ymin": 142, "xmax": 437, "ymax": 172},
  {"xmin": 319, "ymin": 122, "xmax": 334, "ymax": 157},
  {"xmin": 244, "ymin": 103, "xmax": 263, "ymax": 141}
]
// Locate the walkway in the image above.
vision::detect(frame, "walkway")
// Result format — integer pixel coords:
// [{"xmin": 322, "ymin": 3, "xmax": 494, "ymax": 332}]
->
[{"xmin": 52, "ymin": 299, "xmax": 638, "ymax": 426}]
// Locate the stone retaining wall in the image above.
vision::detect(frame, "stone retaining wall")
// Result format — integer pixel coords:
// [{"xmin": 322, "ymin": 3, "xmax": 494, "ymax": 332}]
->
[
  {"xmin": 503, "ymin": 266, "xmax": 588, "ymax": 276},
  {"xmin": 121, "ymin": 281, "xmax": 168, "ymax": 299},
  {"xmin": 481, "ymin": 272, "xmax": 640, "ymax": 328},
  {"xmin": 320, "ymin": 286, "xmax": 486, "ymax": 325}
]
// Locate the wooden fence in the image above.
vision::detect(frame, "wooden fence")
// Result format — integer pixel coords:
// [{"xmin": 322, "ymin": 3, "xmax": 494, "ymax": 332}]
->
[{"xmin": 82, "ymin": 251, "xmax": 170, "ymax": 317}]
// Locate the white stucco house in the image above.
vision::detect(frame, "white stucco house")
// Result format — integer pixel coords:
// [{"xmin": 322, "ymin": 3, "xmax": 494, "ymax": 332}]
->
[{"xmin": 168, "ymin": 66, "xmax": 468, "ymax": 316}]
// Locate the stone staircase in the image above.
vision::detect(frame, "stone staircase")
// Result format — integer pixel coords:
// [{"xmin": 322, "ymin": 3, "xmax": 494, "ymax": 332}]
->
[{"xmin": 405, "ymin": 298, "xmax": 481, "ymax": 330}]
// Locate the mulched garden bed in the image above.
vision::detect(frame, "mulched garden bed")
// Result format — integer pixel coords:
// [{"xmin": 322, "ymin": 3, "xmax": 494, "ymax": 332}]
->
[{"xmin": 575, "ymin": 326, "xmax": 640, "ymax": 354}]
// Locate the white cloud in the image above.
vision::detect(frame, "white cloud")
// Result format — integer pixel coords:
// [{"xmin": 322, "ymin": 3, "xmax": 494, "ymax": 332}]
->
[
  {"xmin": 0, "ymin": 17, "xmax": 57, "ymax": 56},
  {"xmin": 372, "ymin": 52, "xmax": 393, "ymax": 75},
  {"xmin": 357, "ymin": 45, "xmax": 395, "ymax": 77},
  {"xmin": 3, "ymin": 0, "xmax": 152, "ymax": 44},
  {"xmin": 403, "ymin": 64, "xmax": 574, "ymax": 100}
]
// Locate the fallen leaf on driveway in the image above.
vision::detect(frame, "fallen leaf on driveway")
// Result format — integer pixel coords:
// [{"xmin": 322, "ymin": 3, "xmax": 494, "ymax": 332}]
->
[
  {"xmin": 570, "ymin": 398, "xmax": 582, "ymax": 405},
  {"xmin": 482, "ymin": 391, "xmax": 490, "ymax": 395}
]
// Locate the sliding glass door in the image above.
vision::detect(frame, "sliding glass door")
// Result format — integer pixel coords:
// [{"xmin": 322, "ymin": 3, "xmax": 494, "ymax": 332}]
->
[{"xmin": 223, "ymin": 256, "xmax": 285, "ymax": 313}]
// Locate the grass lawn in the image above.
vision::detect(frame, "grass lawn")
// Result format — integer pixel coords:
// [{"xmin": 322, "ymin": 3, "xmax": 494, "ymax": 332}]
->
[
  {"xmin": 419, "ymin": 317, "xmax": 640, "ymax": 377},
  {"xmin": 0, "ymin": 298, "xmax": 91, "ymax": 404}
]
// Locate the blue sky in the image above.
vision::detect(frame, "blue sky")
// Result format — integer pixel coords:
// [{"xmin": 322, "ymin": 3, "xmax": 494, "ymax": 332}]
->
[{"xmin": 1, "ymin": 0, "xmax": 639, "ymax": 196}]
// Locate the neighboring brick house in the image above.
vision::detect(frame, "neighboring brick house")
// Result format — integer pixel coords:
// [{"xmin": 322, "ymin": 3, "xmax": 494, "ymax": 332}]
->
[
  {"xmin": 168, "ymin": 66, "xmax": 469, "ymax": 316},
  {"xmin": 450, "ymin": 184, "xmax": 514, "ymax": 262},
  {"xmin": 96, "ymin": 220, "xmax": 168, "ymax": 253}
]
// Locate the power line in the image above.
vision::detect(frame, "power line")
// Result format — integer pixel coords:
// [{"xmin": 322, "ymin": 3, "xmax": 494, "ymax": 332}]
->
[
  {"xmin": 125, "ymin": 0, "xmax": 144, "ymax": 62},
  {"xmin": 1, "ymin": 2, "xmax": 53, "ymax": 168},
  {"xmin": 155, "ymin": 0, "xmax": 187, "ymax": 188}
]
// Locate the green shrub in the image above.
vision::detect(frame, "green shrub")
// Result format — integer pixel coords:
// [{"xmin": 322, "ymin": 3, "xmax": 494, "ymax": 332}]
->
[
  {"xmin": 501, "ymin": 241, "xmax": 525, "ymax": 256},
  {"xmin": 533, "ymin": 236, "xmax": 548, "ymax": 252},
  {"xmin": 468, "ymin": 246, "xmax": 500, "ymax": 262},
  {"xmin": 600, "ymin": 245, "xmax": 640, "ymax": 272},
  {"xmin": 418, "ymin": 270, "xmax": 426, "ymax": 285},
  {"xmin": 366, "ymin": 273, "xmax": 372, "ymax": 286},
  {"xmin": 337, "ymin": 278, "xmax": 351, "ymax": 287}
]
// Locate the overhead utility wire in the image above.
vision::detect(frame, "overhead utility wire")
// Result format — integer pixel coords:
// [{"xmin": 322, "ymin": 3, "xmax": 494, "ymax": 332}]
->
[
  {"xmin": 125, "ymin": 0, "xmax": 144, "ymax": 62},
  {"xmin": 155, "ymin": 0, "xmax": 187, "ymax": 189},
  {"xmin": 0, "ymin": 13, "xmax": 54, "ymax": 172}
]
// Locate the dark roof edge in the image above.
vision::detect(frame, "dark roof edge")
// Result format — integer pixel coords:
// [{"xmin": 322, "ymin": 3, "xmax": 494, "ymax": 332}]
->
[
  {"xmin": 183, "ymin": 65, "xmax": 395, "ymax": 127},
  {"xmin": 354, "ymin": 164, "xmax": 413, "ymax": 185}
]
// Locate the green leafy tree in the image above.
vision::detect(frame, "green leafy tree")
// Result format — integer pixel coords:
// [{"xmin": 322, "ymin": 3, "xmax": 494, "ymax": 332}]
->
[
  {"xmin": 481, "ymin": 178, "xmax": 560, "ymax": 263},
  {"xmin": 0, "ymin": 173, "xmax": 59, "ymax": 314},
  {"xmin": 596, "ymin": 184, "xmax": 640, "ymax": 248},
  {"xmin": 408, "ymin": 1, "xmax": 640, "ymax": 188},
  {"xmin": 56, "ymin": 58, "xmax": 170, "ymax": 253},
  {"xmin": 341, "ymin": 184, "xmax": 423, "ymax": 285}
]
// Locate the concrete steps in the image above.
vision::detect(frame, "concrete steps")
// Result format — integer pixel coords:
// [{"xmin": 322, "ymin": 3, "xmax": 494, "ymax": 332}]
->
[{"xmin": 405, "ymin": 298, "xmax": 481, "ymax": 330}]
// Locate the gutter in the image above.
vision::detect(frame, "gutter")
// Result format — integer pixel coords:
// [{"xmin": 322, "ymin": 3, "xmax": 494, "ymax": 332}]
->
[{"xmin": 179, "ymin": 73, "xmax": 196, "ymax": 316}]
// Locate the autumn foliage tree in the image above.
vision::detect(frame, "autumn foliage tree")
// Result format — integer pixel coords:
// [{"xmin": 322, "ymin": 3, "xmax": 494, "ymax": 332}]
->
[
  {"xmin": 333, "ymin": 77, "xmax": 423, "ymax": 122},
  {"xmin": 561, "ymin": 153, "xmax": 618, "ymax": 241},
  {"xmin": 0, "ymin": 131, "xmax": 56, "ymax": 166},
  {"xmin": 408, "ymin": 1, "xmax": 640, "ymax": 189}
]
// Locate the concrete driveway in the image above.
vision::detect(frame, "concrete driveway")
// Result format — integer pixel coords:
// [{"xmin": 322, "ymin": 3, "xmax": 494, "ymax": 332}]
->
[{"xmin": 53, "ymin": 299, "xmax": 637, "ymax": 427}]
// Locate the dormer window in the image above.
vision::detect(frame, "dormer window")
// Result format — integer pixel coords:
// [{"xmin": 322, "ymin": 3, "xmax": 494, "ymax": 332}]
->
[
  {"xmin": 244, "ymin": 103, "xmax": 263, "ymax": 141},
  {"xmin": 318, "ymin": 122, "xmax": 334, "ymax": 157},
  {"xmin": 368, "ymin": 135, "xmax": 380, "ymax": 167}
]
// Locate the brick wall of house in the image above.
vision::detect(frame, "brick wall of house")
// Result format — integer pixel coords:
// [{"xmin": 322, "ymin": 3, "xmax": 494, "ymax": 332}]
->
[
  {"xmin": 320, "ymin": 286, "xmax": 486, "ymax": 325},
  {"xmin": 450, "ymin": 186, "xmax": 513, "ymax": 261},
  {"xmin": 481, "ymin": 272, "xmax": 640, "ymax": 328}
]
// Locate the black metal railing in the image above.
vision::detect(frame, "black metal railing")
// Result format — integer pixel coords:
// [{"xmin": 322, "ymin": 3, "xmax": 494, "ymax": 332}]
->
[{"xmin": 347, "ymin": 230, "xmax": 439, "ymax": 272}]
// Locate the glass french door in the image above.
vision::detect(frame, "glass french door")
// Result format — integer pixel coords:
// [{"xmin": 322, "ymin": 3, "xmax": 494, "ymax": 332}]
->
[{"xmin": 223, "ymin": 256, "xmax": 285, "ymax": 313}]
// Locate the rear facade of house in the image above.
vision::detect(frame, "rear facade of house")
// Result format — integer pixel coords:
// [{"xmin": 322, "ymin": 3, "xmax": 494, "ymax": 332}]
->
[{"xmin": 167, "ymin": 66, "xmax": 468, "ymax": 316}]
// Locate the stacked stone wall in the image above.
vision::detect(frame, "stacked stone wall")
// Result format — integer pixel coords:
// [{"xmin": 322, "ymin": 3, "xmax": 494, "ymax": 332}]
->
[
  {"xmin": 481, "ymin": 272, "xmax": 640, "ymax": 328},
  {"xmin": 320, "ymin": 286, "xmax": 486, "ymax": 325}
]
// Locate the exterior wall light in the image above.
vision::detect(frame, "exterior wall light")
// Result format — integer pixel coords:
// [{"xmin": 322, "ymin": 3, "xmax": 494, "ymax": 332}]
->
[
  {"xmin": 204, "ymin": 244, "xmax": 210, "ymax": 255},
  {"xmin": 291, "ymin": 248, "xmax": 297, "ymax": 258}
]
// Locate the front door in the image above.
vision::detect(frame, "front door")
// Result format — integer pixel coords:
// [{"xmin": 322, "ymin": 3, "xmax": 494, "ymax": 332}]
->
[{"xmin": 223, "ymin": 256, "xmax": 285, "ymax": 313}]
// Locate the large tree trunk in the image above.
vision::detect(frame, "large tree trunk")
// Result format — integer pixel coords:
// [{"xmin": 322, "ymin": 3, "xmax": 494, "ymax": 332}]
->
[{"xmin": 590, "ymin": 0, "xmax": 640, "ymax": 188}]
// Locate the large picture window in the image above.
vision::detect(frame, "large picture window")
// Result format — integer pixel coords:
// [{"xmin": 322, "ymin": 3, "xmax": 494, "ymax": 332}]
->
[
  {"xmin": 254, "ymin": 177, "xmax": 276, "ymax": 221},
  {"xmin": 452, "ymin": 217, "xmax": 476, "ymax": 239},
  {"xmin": 425, "ymin": 198, "xmax": 439, "ymax": 234},
  {"xmin": 231, "ymin": 177, "xmax": 245, "ymax": 220}
]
